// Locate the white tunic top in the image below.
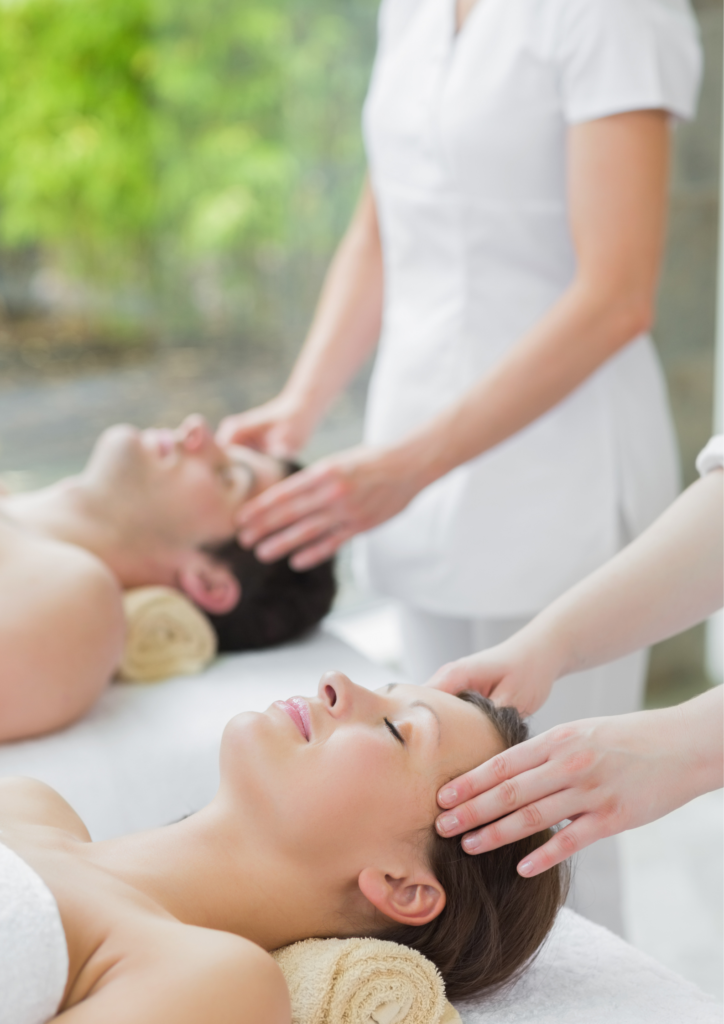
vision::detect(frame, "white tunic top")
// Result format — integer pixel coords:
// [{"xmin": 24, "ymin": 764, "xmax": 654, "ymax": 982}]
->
[{"xmin": 357, "ymin": 0, "xmax": 702, "ymax": 617}]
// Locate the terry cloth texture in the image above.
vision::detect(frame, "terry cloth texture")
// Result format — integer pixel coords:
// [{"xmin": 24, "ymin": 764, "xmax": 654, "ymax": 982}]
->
[
  {"xmin": 0, "ymin": 841, "xmax": 69, "ymax": 1024},
  {"xmin": 118, "ymin": 585, "xmax": 217, "ymax": 682},
  {"xmin": 272, "ymin": 935, "xmax": 460, "ymax": 1024}
]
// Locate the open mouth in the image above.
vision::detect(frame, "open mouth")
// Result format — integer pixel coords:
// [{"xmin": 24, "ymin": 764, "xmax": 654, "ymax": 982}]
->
[{"xmin": 274, "ymin": 698, "xmax": 311, "ymax": 741}]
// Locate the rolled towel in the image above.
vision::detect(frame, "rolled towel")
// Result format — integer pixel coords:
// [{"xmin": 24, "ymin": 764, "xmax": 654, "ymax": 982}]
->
[
  {"xmin": 272, "ymin": 936, "xmax": 461, "ymax": 1024},
  {"xmin": 117, "ymin": 586, "xmax": 217, "ymax": 682}
]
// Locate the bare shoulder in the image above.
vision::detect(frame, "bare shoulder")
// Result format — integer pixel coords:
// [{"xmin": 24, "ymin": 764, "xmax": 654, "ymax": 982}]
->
[
  {"xmin": 58, "ymin": 927, "xmax": 290, "ymax": 1024},
  {"xmin": 0, "ymin": 777, "xmax": 90, "ymax": 840},
  {"xmin": 0, "ymin": 519, "xmax": 124, "ymax": 637},
  {"xmin": 0, "ymin": 527, "xmax": 125, "ymax": 740},
  {"xmin": 183, "ymin": 929, "xmax": 289, "ymax": 1010}
]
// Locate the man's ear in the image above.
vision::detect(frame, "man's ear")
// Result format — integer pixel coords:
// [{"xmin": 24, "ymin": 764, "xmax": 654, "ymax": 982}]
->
[
  {"xmin": 357, "ymin": 866, "xmax": 446, "ymax": 927},
  {"xmin": 177, "ymin": 551, "xmax": 241, "ymax": 615}
]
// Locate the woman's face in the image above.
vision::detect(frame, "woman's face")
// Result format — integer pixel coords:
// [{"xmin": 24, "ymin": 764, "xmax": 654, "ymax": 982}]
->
[{"xmin": 219, "ymin": 672, "xmax": 505, "ymax": 881}]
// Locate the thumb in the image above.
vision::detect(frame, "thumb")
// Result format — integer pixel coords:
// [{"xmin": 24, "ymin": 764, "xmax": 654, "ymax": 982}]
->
[
  {"xmin": 428, "ymin": 652, "xmax": 510, "ymax": 699},
  {"xmin": 216, "ymin": 413, "xmax": 257, "ymax": 447},
  {"xmin": 427, "ymin": 661, "xmax": 470, "ymax": 693}
]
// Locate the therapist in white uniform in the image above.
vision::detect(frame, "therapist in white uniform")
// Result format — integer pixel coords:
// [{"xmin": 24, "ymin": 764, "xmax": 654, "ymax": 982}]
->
[
  {"xmin": 221, "ymin": 0, "xmax": 702, "ymax": 932},
  {"xmin": 221, "ymin": 4, "xmax": 701, "ymax": 717}
]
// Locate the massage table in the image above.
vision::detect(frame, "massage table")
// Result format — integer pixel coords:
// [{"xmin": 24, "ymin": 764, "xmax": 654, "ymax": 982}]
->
[{"xmin": 0, "ymin": 628, "xmax": 720, "ymax": 1023}]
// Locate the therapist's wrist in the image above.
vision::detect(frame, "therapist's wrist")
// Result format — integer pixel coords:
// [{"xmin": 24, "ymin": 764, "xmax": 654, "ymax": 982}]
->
[
  {"xmin": 676, "ymin": 688, "xmax": 724, "ymax": 800},
  {"xmin": 391, "ymin": 425, "xmax": 460, "ymax": 494}
]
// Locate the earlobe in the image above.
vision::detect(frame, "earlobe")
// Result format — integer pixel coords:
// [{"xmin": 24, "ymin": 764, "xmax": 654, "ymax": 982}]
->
[
  {"xmin": 358, "ymin": 867, "xmax": 446, "ymax": 927},
  {"xmin": 178, "ymin": 556, "xmax": 241, "ymax": 614}
]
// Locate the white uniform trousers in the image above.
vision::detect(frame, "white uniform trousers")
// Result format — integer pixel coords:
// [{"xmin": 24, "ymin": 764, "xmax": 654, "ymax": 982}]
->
[{"xmin": 399, "ymin": 604, "xmax": 649, "ymax": 937}]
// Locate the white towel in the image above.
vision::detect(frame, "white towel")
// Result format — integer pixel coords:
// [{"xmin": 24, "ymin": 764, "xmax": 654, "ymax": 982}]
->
[{"xmin": 0, "ymin": 842, "xmax": 68, "ymax": 1024}]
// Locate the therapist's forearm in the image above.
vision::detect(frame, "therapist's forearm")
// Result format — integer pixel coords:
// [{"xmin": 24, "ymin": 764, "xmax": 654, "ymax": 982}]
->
[
  {"xmin": 395, "ymin": 278, "xmax": 651, "ymax": 492},
  {"xmin": 280, "ymin": 179, "xmax": 383, "ymax": 423},
  {"xmin": 390, "ymin": 111, "xmax": 669, "ymax": 493},
  {"xmin": 678, "ymin": 686, "xmax": 724, "ymax": 798},
  {"xmin": 524, "ymin": 469, "xmax": 724, "ymax": 678}
]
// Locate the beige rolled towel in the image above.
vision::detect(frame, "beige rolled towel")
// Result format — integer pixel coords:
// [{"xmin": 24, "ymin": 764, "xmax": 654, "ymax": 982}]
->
[
  {"xmin": 272, "ymin": 937, "xmax": 461, "ymax": 1024},
  {"xmin": 117, "ymin": 586, "xmax": 217, "ymax": 682}
]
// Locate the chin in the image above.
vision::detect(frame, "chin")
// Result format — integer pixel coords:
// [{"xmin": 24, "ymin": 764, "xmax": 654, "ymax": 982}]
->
[
  {"xmin": 218, "ymin": 709, "xmax": 294, "ymax": 792},
  {"xmin": 87, "ymin": 424, "xmax": 146, "ymax": 482}
]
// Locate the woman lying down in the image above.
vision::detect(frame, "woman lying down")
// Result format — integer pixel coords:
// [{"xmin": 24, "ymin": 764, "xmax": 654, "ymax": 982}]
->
[{"xmin": 1, "ymin": 673, "xmax": 565, "ymax": 1024}]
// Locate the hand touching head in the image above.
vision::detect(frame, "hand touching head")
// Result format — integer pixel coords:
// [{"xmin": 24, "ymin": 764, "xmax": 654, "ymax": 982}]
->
[{"xmin": 218, "ymin": 673, "xmax": 566, "ymax": 998}]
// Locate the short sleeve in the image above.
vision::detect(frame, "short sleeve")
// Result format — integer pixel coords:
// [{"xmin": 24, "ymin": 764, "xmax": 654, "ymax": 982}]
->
[
  {"xmin": 548, "ymin": 0, "xmax": 702, "ymax": 124},
  {"xmin": 376, "ymin": 0, "xmax": 420, "ymax": 51},
  {"xmin": 696, "ymin": 435, "xmax": 724, "ymax": 476}
]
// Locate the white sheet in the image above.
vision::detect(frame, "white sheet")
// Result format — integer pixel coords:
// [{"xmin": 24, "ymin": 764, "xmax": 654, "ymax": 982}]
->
[
  {"xmin": 0, "ymin": 628, "xmax": 719, "ymax": 1022},
  {"xmin": 460, "ymin": 907, "xmax": 721, "ymax": 1024}
]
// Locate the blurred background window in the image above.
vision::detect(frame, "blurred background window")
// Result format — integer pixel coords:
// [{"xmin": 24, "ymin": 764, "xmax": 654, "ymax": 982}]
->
[{"xmin": 0, "ymin": 0, "xmax": 377, "ymax": 477}]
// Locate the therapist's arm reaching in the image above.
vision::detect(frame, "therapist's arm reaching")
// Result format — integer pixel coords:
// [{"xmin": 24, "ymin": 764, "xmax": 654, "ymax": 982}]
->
[
  {"xmin": 428, "ymin": 468, "xmax": 724, "ymax": 874},
  {"xmin": 435, "ymin": 689, "xmax": 723, "ymax": 875},
  {"xmin": 230, "ymin": 109, "xmax": 669, "ymax": 569},
  {"xmin": 217, "ymin": 180, "xmax": 383, "ymax": 458}
]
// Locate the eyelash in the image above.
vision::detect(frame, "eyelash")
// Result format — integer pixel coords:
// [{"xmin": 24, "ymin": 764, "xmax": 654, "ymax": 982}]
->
[{"xmin": 384, "ymin": 717, "xmax": 404, "ymax": 744}]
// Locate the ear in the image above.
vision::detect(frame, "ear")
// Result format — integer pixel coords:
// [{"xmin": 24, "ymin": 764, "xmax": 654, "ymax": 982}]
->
[
  {"xmin": 357, "ymin": 866, "xmax": 446, "ymax": 927},
  {"xmin": 177, "ymin": 551, "xmax": 241, "ymax": 615}
]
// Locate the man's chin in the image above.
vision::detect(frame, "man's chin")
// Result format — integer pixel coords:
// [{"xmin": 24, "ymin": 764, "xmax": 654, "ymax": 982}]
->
[{"xmin": 86, "ymin": 423, "xmax": 146, "ymax": 484}]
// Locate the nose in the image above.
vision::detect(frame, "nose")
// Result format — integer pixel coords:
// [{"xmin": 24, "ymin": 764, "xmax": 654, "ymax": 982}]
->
[
  {"xmin": 318, "ymin": 670, "xmax": 365, "ymax": 718},
  {"xmin": 317, "ymin": 670, "xmax": 381, "ymax": 723},
  {"xmin": 178, "ymin": 414, "xmax": 215, "ymax": 454}
]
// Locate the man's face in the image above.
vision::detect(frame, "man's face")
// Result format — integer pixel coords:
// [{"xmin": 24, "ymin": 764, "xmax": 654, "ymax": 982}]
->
[{"xmin": 85, "ymin": 414, "xmax": 285, "ymax": 551}]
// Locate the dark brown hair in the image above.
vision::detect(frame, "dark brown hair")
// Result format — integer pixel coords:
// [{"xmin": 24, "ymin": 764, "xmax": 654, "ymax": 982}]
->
[
  {"xmin": 383, "ymin": 692, "xmax": 567, "ymax": 1001},
  {"xmin": 203, "ymin": 540, "xmax": 336, "ymax": 651},
  {"xmin": 203, "ymin": 463, "xmax": 336, "ymax": 651}
]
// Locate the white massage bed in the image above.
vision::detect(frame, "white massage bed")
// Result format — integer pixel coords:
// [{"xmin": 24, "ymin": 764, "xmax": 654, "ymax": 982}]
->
[{"xmin": 0, "ymin": 628, "xmax": 720, "ymax": 1024}]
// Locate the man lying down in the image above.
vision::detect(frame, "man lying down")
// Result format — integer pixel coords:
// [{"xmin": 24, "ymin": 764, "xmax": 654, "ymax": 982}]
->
[
  {"xmin": 0, "ymin": 414, "xmax": 335, "ymax": 742},
  {"xmin": 0, "ymin": 673, "xmax": 566, "ymax": 1023}
]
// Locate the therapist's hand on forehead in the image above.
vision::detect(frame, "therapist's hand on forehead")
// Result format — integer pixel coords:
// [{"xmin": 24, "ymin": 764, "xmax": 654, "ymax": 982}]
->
[
  {"xmin": 228, "ymin": 443, "xmax": 424, "ymax": 572},
  {"xmin": 427, "ymin": 464, "xmax": 724, "ymax": 877},
  {"xmin": 218, "ymin": 107, "xmax": 673, "ymax": 571}
]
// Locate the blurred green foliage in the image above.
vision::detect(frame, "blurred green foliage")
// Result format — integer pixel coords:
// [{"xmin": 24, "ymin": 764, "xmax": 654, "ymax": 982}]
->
[{"xmin": 0, "ymin": 0, "xmax": 376, "ymax": 332}]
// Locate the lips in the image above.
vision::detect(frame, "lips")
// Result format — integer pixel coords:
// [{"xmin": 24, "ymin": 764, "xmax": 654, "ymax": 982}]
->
[
  {"xmin": 142, "ymin": 428, "xmax": 176, "ymax": 461},
  {"xmin": 274, "ymin": 698, "xmax": 311, "ymax": 741}
]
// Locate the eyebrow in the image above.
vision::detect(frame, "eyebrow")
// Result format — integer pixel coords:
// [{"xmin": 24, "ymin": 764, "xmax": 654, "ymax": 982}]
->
[{"xmin": 384, "ymin": 684, "xmax": 441, "ymax": 744}]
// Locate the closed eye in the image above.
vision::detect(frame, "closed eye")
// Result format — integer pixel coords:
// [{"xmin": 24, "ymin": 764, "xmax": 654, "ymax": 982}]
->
[{"xmin": 384, "ymin": 717, "xmax": 404, "ymax": 744}]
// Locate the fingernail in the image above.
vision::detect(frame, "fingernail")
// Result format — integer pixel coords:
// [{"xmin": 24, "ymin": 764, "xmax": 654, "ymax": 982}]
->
[
  {"xmin": 436, "ymin": 814, "xmax": 459, "ymax": 834},
  {"xmin": 462, "ymin": 834, "xmax": 482, "ymax": 853},
  {"xmin": 438, "ymin": 787, "xmax": 457, "ymax": 806},
  {"xmin": 518, "ymin": 860, "xmax": 533, "ymax": 876}
]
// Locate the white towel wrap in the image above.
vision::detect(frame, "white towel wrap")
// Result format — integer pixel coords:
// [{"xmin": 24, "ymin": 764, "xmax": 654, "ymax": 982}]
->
[{"xmin": 0, "ymin": 841, "xmax": 68, "ymax": 1024}]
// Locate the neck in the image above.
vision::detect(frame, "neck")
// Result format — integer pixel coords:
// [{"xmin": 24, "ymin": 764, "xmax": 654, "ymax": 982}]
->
[
  {"xmin": 2, "ymin": 479, "xmax": 176, "ymax": 589},
  {"xmin": 83, "ymin": 796, "xmax": 357, "ymax": 950}
]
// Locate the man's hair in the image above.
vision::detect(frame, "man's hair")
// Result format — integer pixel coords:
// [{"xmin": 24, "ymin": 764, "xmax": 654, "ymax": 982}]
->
[
  {"xmin": 383, "ymin": 692, "xmax": 568, "ymax": 1001},
  {"xmin": 203, "ymin": 462, "xmax": 337, "ymax": 651}
]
